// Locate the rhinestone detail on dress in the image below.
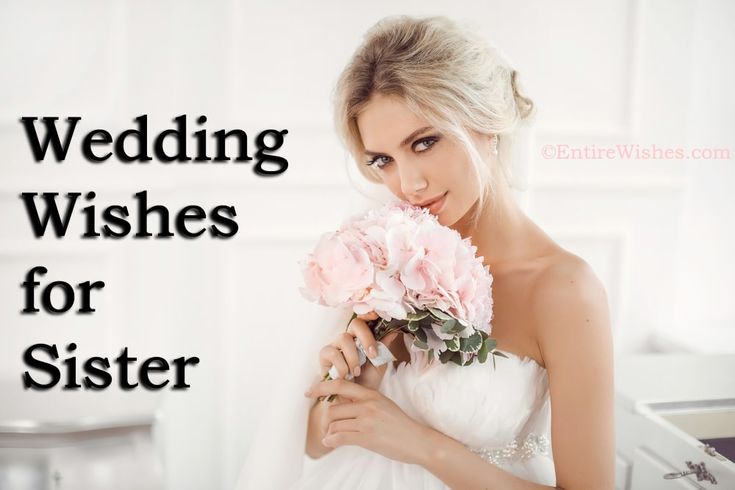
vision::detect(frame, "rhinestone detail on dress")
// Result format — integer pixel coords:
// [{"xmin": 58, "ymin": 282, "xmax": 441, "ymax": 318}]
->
[{"xmin": 468, "ymin": 433, "xmax": 550, "ymax": 466}]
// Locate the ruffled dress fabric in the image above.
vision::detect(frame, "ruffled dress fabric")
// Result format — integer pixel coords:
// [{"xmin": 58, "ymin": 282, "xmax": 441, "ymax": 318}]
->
[{"xmin": 291, "ymin": 335, "xmax": 556, "ymax": 489}]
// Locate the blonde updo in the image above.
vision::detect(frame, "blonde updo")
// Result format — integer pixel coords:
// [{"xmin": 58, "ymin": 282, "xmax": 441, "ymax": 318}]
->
[{"xmin": 333, "ymin": 15, "xmax": 536, "ymax": 227}]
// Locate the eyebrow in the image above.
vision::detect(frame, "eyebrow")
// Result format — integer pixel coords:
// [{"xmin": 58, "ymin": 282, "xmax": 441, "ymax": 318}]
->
[{"xmin": 364, "ymin": 126, "xmax": 434, "ymax": 156}]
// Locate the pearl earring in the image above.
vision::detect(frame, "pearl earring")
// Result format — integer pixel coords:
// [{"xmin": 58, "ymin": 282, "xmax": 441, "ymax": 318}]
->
[{"xmin": 490, "ymin": 135, "xmax": 499, "ymax": 155}]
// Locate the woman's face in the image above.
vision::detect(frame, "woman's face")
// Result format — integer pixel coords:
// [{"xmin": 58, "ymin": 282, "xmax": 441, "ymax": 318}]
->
[{"xmin": 356, "ymin": 93, "xmax": 486, "ymax": 227}]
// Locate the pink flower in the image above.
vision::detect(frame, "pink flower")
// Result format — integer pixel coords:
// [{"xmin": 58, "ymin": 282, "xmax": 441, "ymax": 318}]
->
[
  {"xmin": 299, "ymin": 199, "xmax": 494, "ymax": 332},
  {"xmin": 298, "ymin": 231, "xmax": 374, "ymax": 307}
]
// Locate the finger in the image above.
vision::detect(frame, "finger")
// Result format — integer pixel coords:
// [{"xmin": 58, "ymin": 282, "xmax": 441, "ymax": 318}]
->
[
  {"xmin": 306, "ymin": 378, "xmax": 375, "ymax": 401},
  {"xmin": 347, "ymin": 317, "xmax": 379, "ymax": 359},
  {"xmin": 321, "ymin": 401, "xmax": 365, "ymax": 433},
  {"xmin": 324, "ymin": 399, "xmax": 365, "ymax": 424},
  {"xmin": 334, "ymin": 332, "xmax": 362, "ymax": 377},
  {"xmin": 356, "ymin": 311, "xmax": 378, "ymax": 321},
  {"xmin": 322, "ymin": 430, "xmax": 362, "ymax": 448},
  {"xmin": 319, "ymin": 345, "xmax": 349, "ymax": 379},
  {"xmin": 327, "ymin": 418, "xmax": 363, "ymax": 435}
]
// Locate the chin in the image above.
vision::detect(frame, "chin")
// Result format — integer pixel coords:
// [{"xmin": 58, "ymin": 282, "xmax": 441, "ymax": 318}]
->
[{"xmin": 436, "ymin": 209, "xmax": 457, "ymax": 227}]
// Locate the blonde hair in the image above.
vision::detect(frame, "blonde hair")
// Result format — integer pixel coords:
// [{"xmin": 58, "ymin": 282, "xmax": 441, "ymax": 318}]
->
[{"xmin": 333, "ymin": 15, "xmax": 535, "ymax": 229}]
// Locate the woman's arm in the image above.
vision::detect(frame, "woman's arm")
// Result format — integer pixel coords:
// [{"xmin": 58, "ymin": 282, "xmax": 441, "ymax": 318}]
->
[
  {"xmin": 415, "ymin": 258, "xmax": 615, "ymax": 490},
  {"xmin": 417, "ymin": 427, "xmax": 556, "ymax": 490},
  {"xmin": 305, "ymin": 326, "xmax": 401, "ymax": 459},
  {"xmin": 305, "ymin": 398, "xmax": 334, "ymax": 459},
  {"xmin": 533, "ymin": 258, "xmax": 616, "ymax": 489}
]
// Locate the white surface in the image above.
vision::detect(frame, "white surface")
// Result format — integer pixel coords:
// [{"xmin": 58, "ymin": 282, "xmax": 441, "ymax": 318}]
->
[{"xmin": 615, "ymin": 353, "xmax": 735, "ymax": 412}]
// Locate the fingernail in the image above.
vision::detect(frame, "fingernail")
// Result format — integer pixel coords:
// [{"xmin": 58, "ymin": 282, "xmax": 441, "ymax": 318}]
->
[
  {"xmin": 354, "ymin": 366, "xmax": 361, "ymax": 377},
  {"xmin": 368, "ymin": 345, "xmax": 377, "ymax": 358}
]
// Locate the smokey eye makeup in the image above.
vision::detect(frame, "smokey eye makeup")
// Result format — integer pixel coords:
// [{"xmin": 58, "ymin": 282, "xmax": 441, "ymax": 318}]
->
[{"xmin": 365, "ymin": 134, "xmax": 441, "ymax": 168}]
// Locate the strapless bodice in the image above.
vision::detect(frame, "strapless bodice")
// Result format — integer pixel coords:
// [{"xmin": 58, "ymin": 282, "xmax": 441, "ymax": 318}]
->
[
  {"xmin": 292, "ymin": 334, "xmax": 557, "ymax": 489},
  {"xmin": 378, "ymin": 334, "xmax": 556, "ymax": 483}
]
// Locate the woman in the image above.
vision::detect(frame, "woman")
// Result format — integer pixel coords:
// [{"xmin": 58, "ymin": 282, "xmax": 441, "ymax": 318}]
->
[{"xmin": 238, "ymin": 14, "xmax": 615, "ymax": 490}]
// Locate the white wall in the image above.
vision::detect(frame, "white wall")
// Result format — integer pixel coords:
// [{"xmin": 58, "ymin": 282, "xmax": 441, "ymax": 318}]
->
[{"xmin": 0, "ymin": 0, "xmax": 733, "ymax": 489}]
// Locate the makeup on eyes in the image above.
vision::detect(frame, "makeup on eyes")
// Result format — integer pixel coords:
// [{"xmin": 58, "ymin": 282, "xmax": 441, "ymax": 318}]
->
[{"xmin": 364, "ymin": 134, "xmax": 441, "ymax": 167}]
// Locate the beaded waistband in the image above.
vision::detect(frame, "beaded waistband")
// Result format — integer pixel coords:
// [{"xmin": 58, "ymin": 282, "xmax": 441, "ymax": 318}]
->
[{"xmin": 467, "ymin": 433, "xmax": 550, "ymax": 466}]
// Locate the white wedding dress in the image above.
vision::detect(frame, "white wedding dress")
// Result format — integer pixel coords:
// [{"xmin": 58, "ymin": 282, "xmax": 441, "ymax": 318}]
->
[{"xmin": 290, "ymin": 333, "xmax": 556, "ymax": 489}]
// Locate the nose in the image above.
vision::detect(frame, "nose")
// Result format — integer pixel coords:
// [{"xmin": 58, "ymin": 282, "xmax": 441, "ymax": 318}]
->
[{"xmin": 397, "ymin": 160, "xmax": 428, "ymax": 196}]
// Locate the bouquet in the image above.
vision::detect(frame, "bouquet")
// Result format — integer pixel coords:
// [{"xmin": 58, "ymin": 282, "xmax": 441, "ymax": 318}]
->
[{"xmin": 299, "ymin": 200, "xmax": 506, "ymax": 401}]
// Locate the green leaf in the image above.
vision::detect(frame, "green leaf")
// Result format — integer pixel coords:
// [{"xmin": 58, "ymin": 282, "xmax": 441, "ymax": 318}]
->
[
  {"xmin": 427, "ymin": 348, "xmax": 434, "ymax": 364},
  {"xmin": 449, "ymin": 351, "xmax": 463, "ymax": 365},
  {"xmin": 407, "ymin": 320, "xmax": 419, "ymax": 332},
  {"xmin": 440, "ymin": 319, "xmax": 457, "ymax": 334},
  {"xmin": 459, "ymin": 331, "xmax": 483, "ymax": 353},
  {"xmin": 414, "ymin": 326, "xmax": 428, "ymax": 343},
  {"xmin": 439, "ymin": 349, "xmax": 455, "ymax": 364},
  {"xmin": 485, "ymin": 338, "xmax": 497, "ymax": 351},
  {"xmin": 413, "ymin": 338, "xmax": 428, "ymax": 350},
  {"xmin": 427, "ymin": 307, "xmax": 452, "ymax": 321},
  {"xmin": 493, "ymin": 350, "xmax": 509, "ymax": 359},
  {"xmin": 407, "ymin": 311, "xmax": 430, "ymax": 321},
  {"xmin": 477, "ymin": 338, "xmax": 489, "ymax": 363},
  {"xmin": 441, "ymin": 319, "xmax": 465, "ymax": 335},
  {"xmin": 445, "ymin": 337, "xmax": 460, "ymax": 352}
]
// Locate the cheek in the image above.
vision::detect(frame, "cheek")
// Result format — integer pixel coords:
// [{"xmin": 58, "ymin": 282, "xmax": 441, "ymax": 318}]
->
[{"xmin": 426, "ymin": 155, "xmax": 464, "ymax": 192}]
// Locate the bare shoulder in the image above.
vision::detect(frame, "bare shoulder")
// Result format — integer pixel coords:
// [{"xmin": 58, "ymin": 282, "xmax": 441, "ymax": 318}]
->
[
  {"xmin": 529, "ymin": 251, "xmax": 617, "ymax": 488},
  {"xmin": 529, "ymin": 250, "xmax": 612, "ymax": 367},
  {"xmin": 531, "ymin": 250, "xmax": 608, "ymax": 310}
]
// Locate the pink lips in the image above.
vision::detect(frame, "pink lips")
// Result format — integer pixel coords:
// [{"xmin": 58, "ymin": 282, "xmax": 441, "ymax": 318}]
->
[{"xmin": 420, "ymin": 192, "xmax": 448, "ymax": 214}]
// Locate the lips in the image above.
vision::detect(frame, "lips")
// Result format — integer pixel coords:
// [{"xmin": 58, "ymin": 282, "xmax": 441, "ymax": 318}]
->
[
  {"xmin": 415, "ymin": 193, "xmax": 443, "ymax": 207},
  {"xmin": 417, "ymin": 191, "xmax": 448, "ymax": 214}
]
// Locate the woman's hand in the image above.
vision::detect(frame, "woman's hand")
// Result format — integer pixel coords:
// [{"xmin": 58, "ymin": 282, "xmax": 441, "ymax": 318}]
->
[
  {"xmin": 317, "ymin": 312, "xmax": 401, "ymax": 392},
  {"xmin": 303, "ymin": 378, "xmax": 432, "ymax": 466}
]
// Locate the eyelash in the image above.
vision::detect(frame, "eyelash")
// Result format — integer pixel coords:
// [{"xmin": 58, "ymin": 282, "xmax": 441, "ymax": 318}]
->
[{"xmin": 365, "ymin": 136, "xmax": 440, "ymax": 168}]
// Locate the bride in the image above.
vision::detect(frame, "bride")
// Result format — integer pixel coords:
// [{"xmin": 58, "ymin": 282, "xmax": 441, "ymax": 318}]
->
[{"xmin": 236, "ymin": 14, "xmax": 615, "ymax": 490}]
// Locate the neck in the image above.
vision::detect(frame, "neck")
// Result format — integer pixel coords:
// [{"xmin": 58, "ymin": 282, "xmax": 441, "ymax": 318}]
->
[{"xmin": 451, "ymin": 180, "xmax": 548, "ymax": 273}]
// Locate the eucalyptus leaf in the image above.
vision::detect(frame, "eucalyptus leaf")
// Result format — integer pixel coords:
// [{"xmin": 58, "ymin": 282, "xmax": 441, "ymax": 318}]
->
[
  {"xmin": 440, "ymin": 319, "xmax": 457, "ymax": 334},
  {"xmin": 413, "ymin": 338, "xmax": 428, "ymax": 350},
  {"xmin": 477, "ymin": 338, "xmax": 489, "ymax": 363},
  {"xmin": 450, "ymin": 351, "xmax": 463, "ymax": 366},
  {"xmin": 407, "ymin": 320, "xmax": 419, "ymax": 332},
  {"xmin": 407, "ymin": 311, "xmax": 430, "ymax": 321},
  {"xmin": 493, "ymin": 350, "xmax": 509, "ymax": 359},
  {"xmin": 414, "ymin": 327, "xmax": 428, "ymax": 343},
  {"xmin": 439, "ymin": 349, "xmax": 455, "ymax": 364},
  {"xmin": 445, "ymin": 337, "xmax": 460, "ymax": 352},
  {"xmin": 459, "ymin": 331, "xmax": 482, "ymax": 353},
  {"xmin": 428, "ymin": 307, "xmax": 452, "ymax": 321}
]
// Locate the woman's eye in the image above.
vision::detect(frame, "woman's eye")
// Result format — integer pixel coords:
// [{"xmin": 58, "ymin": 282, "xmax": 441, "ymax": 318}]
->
[
  {"xmin": 414, "ymin": 136, "xmax": 439, "ymax": 152},
  {"xmin": 365, "ymin": 136, "xmax": 438, "ymax": 168},
  {"xmin": 366, "ymin": 155, "xmax": 392, "ymax": 168}
]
